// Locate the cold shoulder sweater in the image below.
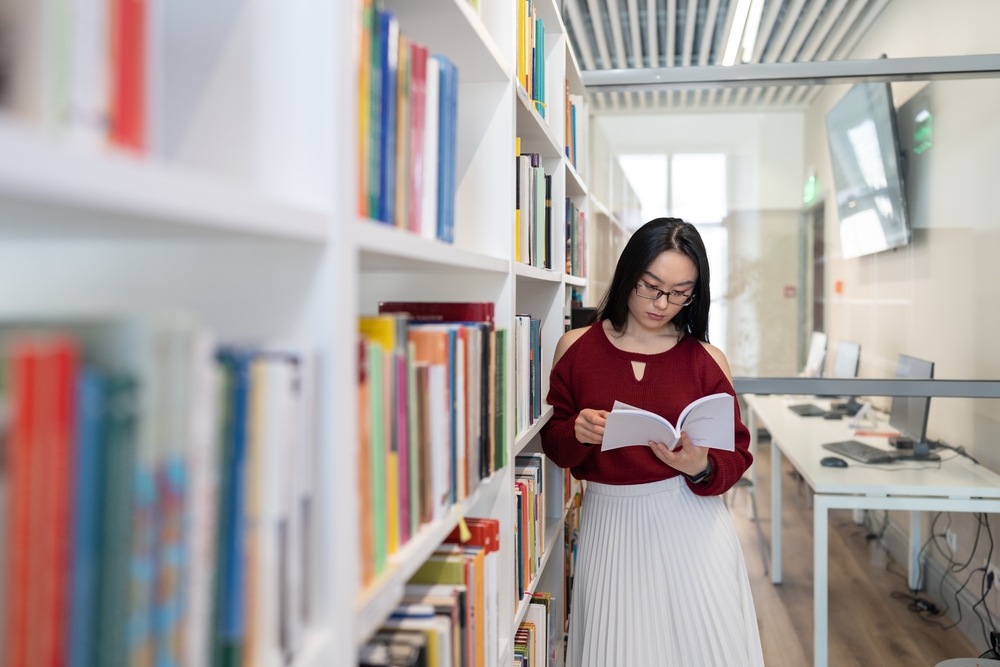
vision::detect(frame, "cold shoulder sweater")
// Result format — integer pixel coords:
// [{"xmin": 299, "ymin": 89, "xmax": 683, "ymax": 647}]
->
[{"xmin": 540, "ymin": 323, "xmax": 752, "ymax": 496}]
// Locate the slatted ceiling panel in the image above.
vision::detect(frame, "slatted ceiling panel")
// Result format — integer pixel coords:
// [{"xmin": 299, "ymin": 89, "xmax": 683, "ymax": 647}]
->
[{"xmin": 566, "ymin": 0, "xmax": 894, "ymax": 111}]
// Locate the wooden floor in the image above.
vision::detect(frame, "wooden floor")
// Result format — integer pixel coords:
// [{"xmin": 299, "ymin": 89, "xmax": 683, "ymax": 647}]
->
[{"xmin": 729, "ymin": 441, "xmax": 979, "ymax": 666}]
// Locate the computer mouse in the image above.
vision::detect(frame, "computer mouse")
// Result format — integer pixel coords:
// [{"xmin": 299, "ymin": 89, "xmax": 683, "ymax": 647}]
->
[{"xmin": 820, "ymin": 456, "xmax": 848, "ymax": 468}]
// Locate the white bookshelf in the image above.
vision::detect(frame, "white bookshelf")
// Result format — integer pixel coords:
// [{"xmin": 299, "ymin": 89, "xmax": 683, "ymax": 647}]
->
[{"xmin": 0, "ymin": 0, "xmax": 617, "ymax": 664}]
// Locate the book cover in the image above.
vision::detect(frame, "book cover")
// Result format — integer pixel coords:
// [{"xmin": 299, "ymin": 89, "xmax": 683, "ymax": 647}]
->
[
  {"xmin": 378, "ymin": 12, "xmax": 399, "ymax": 224},
  {"xmin": 421, "ymin": 56, "xmax": 441, "ymax": 240},
  {"xmin": 408, "ymin": 42, "xmax": 427, "ymax": 234},
  {"xmin": 366, "ymin": 2, "xmax": 382, "ymax": 218},
  {"xmin": 435, "ymin": 56, "xmax": 458, "ymax": 243},
  {"xmin": 394, "ymin": 33, "xmax": 410, "ymax": 229},
  {"xmin": 601, "ymin": 394, "xmax": 736, "ymax": 452},
  {"xmin": 109, "ymin": 0, "xmax": 146, "ymax": 150},
  {"xmin": 379, "ymin": 301, "xmax": 494, "ymax": 328},
  {"xmin": 357, "ymin": 0, "xmax": 372, "ymax": 216}
]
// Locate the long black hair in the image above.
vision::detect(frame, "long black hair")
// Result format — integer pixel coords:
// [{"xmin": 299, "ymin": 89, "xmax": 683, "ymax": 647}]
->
[{"xmin": 596, "ymin": 217, "xmax": 712, "ymax": 342}]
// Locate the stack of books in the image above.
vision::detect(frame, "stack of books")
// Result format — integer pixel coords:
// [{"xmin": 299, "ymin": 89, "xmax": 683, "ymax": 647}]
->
[
  {"xmin": 357, "ymin": 1, "xmax": 459, "ymax": 243},
  {"xmin": 514, "ymin": 453, "xmax": 545, "ymax": 602},
  {"xmin": 0, "ymin": 321, "xmax": 315, "ymax": 667},
  {"xmin": 360, "ymin": 518, "xmax": 500, "ymax": 667},
  {"xmin": 0, "ymin": 0, "xmax": 149, "ymax": 150},
  {"xmin": 515, "ymin": 140, "xmax": 551, "ymax": 269},
  {"xmin": 565, "ymin": 199, "xmax": 586, "ymax": 277},
  {"xmin": 357, "ymin": 302, "xmax": 507, "ymax": 585},
  {"xmin": 517, "ymin": 0, "xmax": 546, "ymax": 118},
  {"xmin": 514, "ymin": 314, "xmax": 542, "ymax": 436},
  {"xmin": 514, "ymin": 592, "xmax": 551, "ymax": 667}
]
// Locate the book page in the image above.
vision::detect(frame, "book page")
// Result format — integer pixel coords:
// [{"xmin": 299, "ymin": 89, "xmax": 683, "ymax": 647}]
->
[
  {"xmin": 601, "ymin": 403, "xmax": 679, "ymax": 452},
  {"xmin": 676, "ymin": 393, "xmax": 735, "ymax": 451}
]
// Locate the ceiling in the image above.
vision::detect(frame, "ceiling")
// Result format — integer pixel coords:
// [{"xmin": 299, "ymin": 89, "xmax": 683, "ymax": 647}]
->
[{"xmin": 563, "ymin": 0, "xmax": 893, "ymax": 112}]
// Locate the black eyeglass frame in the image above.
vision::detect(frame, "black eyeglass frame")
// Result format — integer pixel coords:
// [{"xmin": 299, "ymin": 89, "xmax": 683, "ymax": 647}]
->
[{"xmin": 634, "ymin": 282, "xmax": 696, "ymax": 307}]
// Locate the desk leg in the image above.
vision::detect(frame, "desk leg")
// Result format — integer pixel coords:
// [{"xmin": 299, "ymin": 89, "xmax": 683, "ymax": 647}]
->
[
  {"xmin": 771, "ymin": 443, "xmax": 783, "ymax": 585},
  {"xmin": 814, "ymin": 496, "xmax": 830, "ymax": 667},
  {"xmin": 748, "ymin": 408, "xmax": 758, "ymax": 488},
  {"xmin": 909, "ymin": 511, "xmax": 923, "ymax": 591}
]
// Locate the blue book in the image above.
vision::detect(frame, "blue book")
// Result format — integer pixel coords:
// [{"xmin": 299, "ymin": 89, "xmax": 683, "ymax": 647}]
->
[
  {"xmin": 69, "ymin": 368, "xmax": 106, "ymax": 667},
  {"xmin": 435, "ymin": 56, "xmax": 458, "ymax": 243},
  {"xmin": 368, "ymin": 6, "xmax": 383, "ymax": 217},
  {"xmin": 214, "ymin": 351, "xmax": 252, "ymax": 664},
  {"xmin": 378, "ymin": 12, "xmax": 400, "ymax": 224},
  {"xmin": 535, "ymin": 19, "xmax": 545, "ymax": 117}
]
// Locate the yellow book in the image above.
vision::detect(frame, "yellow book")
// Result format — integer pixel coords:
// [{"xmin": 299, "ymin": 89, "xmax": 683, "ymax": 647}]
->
[
  {"xmin": 359, "ymin": 316, "xmax": 396, "ymax": 349},
  {"xmin": 395, "ymin": 35, "xmax": 410, "ymax": 229},
  {"xmin": 517, "ymin": 0, "xmax": 525, "ymax": 90},
  {"xmin": 515, "ymin": 137, "xmax": 522, "ymax": 263}
]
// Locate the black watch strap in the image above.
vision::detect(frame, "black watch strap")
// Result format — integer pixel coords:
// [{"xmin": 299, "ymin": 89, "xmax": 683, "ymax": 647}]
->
[{"xmin": 686, "ymin": 458, "xmax": 713, "ymax": 485}]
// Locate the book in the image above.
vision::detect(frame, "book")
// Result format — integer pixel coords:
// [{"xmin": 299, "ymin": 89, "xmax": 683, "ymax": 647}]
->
[
  {"xmin": 379, "ymin": 301, "xmax": 495, "ymax": 328},
  {"xmin": 600, "ymin": 394, "xmax": 736, "ymax": 452},
  {"xmin": 421, "ymin": 56, "xmax": 441, "ymax": 240}
]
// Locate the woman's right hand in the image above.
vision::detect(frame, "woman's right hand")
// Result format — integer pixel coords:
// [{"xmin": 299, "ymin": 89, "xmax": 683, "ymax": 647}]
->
[{"xmin": 575, "ymin": 409, "xmax": 609, "ymax": 445}]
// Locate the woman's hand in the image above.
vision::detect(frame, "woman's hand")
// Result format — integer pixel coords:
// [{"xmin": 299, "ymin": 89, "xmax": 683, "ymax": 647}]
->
[
  {"xmin": 649, "ymin": 432, "xmax": 710, "ymax": 477},
  {"xmin": 575, "ymin": 409, "xmax": 609, "ymax": 445}
]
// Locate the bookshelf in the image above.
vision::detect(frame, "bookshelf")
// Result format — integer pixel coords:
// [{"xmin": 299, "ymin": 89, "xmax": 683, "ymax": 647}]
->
[{"xmin": 0, "ymin": 0, "xmax": 641, "ymax": 664}]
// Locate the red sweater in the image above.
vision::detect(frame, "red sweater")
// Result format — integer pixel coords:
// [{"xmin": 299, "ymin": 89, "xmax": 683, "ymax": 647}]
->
[{"xmin": 540, "ymin": 323, "xmax": 752, "ymax": 496}]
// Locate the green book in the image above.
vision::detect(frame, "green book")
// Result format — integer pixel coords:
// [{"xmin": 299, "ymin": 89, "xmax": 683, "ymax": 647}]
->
[
  {"xmin": 369, "ymin": 341, "xmax": 387, "ymax": 574},
  {"xmin": 96, "ymin": 376, "xmax": 138, "ymax": 667},
  {"xmin": 495, "ymin": 329, "xmax": 507, "ymax": 471}
]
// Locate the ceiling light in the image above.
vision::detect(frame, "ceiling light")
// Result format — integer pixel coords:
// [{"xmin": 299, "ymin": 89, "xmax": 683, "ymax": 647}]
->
[
  {"xmin": 740, "ymin": 0, "xmax": 766, "ymax": 63},
  {"xmin": 722, "ymin": 0, "xmax": 753, "ymax": 66}
]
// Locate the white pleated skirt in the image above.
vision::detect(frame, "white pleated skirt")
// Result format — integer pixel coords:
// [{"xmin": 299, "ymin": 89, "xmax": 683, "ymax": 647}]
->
[{"xmin": 567, "ymin": 476, "xmax": 765, "ymax": 667}]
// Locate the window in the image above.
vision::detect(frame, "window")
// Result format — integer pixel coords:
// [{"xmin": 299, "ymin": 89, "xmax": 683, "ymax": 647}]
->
[
  {"xmin": 619, "ymin": 154, "xmax": 668, "ymax": 224},
  {"xmin": 670, "ymin": 153, "xmax": 727, "ymax": 224}
]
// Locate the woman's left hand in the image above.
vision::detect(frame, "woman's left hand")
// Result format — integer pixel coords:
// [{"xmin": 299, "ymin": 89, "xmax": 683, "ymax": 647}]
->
[{"xmin": 649, "ymin": 432, "xmax": 710, "ymax": 477}]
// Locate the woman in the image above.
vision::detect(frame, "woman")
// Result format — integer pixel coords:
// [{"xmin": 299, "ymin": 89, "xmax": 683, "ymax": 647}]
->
[{"xmin": 541, "ymin": 218, "xmax": 764, "ymax": 667}]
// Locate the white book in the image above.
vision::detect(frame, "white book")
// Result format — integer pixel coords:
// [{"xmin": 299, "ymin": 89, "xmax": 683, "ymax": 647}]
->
[
  {"xmin": 68, "ymin": 0, "xmax": 109, "ymax": 144},
  {"xmin": 601, "ymin": 393, "xmax": 735, "ymax": 452},
  {"xmin": 429, "ymin": 363, "xmax": 451, "ymax": 520},
  {"xmin": 466, "ymin": 327, "xmax": 481, "ymax": 498},
  {"xmin": 518, "ymin": 155, "xmax": 530, "ymax": 263},
  {"xmin": 525, "ymin": 602, "xmax": 548, "ymax": 667},
  {"xmin": 421, "ymin": 57, "xmax": 440, "ymax": 240},
  {"xmin": 454, "ymin": 335, "xmax": 466, "ymax": 501},
  {"xmin": 183, "ymin": 331, "xmax": 220, "ymax": 667}
]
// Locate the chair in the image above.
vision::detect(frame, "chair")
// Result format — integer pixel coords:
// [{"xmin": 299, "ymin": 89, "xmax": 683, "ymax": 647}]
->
[{"xmin": 728, "ymin": 477, "xmax": 770, "ymax": 576}]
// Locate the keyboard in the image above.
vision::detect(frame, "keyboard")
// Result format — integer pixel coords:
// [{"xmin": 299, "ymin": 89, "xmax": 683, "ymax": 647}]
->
[
  {"xmin": 789, "ymin": 403, "xmax": 828, "ymax": 417},
  {"xmin": 822, "ymin": 440, "xmax": 899, "ymax": 464}
]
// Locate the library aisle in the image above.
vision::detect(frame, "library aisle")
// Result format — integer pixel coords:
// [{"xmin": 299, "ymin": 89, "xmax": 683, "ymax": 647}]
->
[{"xmin": 0, "ymin": 0, "xmax": 642, "ymax": 665}]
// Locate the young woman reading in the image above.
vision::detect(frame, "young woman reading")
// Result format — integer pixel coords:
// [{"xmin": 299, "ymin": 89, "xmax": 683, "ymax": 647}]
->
[{"xmin": 541, "ymin": 218, "xmax": 764, "ymax": 667}]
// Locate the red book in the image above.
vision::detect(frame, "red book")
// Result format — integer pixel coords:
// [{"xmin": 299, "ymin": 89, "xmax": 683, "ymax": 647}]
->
[
  {"xmin": 378, "ymin": 302, "xmax": 494, "ymax": 328},
  {"xmin": 444, "ymin": 517, "xmax": 500, "ymax": 552},
  {"xmin": 109, "ymin": 0, "xmax": 147, "ymax": 151},
  {"xmin": 3, "ymin": 342, "xmax": 34, "ymax": 667},
  {"xmin": 408, "ymin": 43, "xmax": 428, "ymax": 233}
]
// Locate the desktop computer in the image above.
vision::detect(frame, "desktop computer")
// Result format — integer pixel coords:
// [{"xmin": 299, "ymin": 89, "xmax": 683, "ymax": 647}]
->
[
  {"xmin": 888, "ymin": 354, "xmax": 938, "ymax": 460},
  {"xmin": 789, "ymin": 338, "xmax": 861, "ymax": 418}
]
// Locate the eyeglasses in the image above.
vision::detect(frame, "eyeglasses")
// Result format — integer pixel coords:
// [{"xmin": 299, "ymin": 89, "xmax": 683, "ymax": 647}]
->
[{"xmin": 634, "ymin": 283, "xmax": 695, "ymax": 307}]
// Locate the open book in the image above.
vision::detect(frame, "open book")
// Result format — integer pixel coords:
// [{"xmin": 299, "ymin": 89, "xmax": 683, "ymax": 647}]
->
[{"xmin": 600, "ymin": 393, "xmax": 735, "ymax": 452}]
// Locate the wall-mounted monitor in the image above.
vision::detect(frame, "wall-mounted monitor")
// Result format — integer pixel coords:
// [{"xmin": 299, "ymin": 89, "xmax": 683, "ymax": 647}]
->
[{"xmin": 825, "ymin": 82, "xmax": 909, "ymax": 259}]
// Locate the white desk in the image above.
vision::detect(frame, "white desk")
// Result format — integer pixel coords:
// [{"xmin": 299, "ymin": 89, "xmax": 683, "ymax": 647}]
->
[{"xmin": 743, "ymin": 394, "xmax": 1000, "ymax": 667}]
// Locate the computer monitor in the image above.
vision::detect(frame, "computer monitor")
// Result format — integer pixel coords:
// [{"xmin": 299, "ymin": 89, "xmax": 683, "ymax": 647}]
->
[
  {"xmin": 832, "ymin": 341, "xmax": 861, "ymax": 378},
  {"xmin": 803, "ymin": 331, "xmax": 828, "ymax": 377},
  {"xmin": 888, "ymin": 354, "xmax": 934, "ymax": 449}
]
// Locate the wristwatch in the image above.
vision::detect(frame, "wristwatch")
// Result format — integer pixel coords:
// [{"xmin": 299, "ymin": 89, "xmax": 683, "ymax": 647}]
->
[{"xmin": 686, "ymin": 458, "xmax": 713, "ymax": 485}]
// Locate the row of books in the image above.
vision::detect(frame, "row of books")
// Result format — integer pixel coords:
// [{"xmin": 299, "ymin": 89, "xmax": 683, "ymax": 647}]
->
[
  {"xmin": 514, "ymin": 453, "xmax": 545, "ymax": 602},
  {"xmin": 514, "ymin": 592, "xmax": 552, "ymax": 667},
  {"xmin": 514, "ymin": 315, "xmax": 543, "ymax": 436},
  {"xmin": 565, "ymin": 198, "xmax": 587, "ymax": 278},
  {"xmin": 0, "ymin": 0, "xmax": 147, "ymax": 150},
  {"xmin": 515, "ymin": 141, "xmax": 551, "ymax": 269},
  {"xmin": 0, "ymin": 321, "xmax": 314, "ymax": 667},
  {"xmin": 357, "ymin": 1, "xmax": 459, "ymax": 243},
  {"xmin": 564, "ymin": 83, "xmax": 585, "ymax": 171},
  {"xmin": 358, "ymin": 302, "xmax": 507, "ymax": 585},
  {"xmin": 359, "ymin": 518, "xmax": 500, "ymax": 667},
  {"xmin": 517, "ymin": 0, "xmax": 546, "ymax": 118},
  {"xmin": 563, "ymin": 484, "xmax": 583, "ymax": 642}
]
